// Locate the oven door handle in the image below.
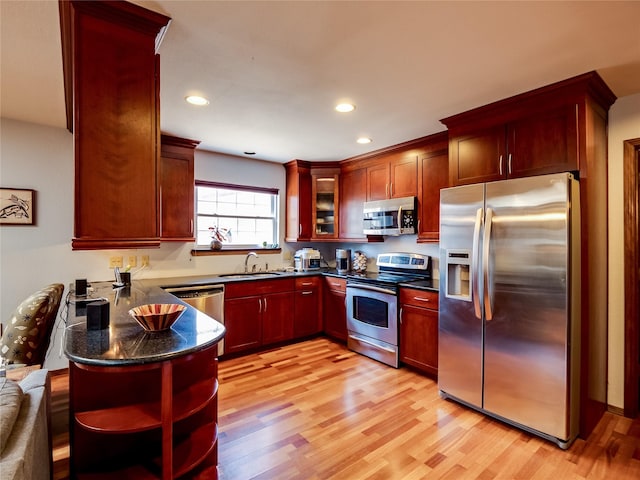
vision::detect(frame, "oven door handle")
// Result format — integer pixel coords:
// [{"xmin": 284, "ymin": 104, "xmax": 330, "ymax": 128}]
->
[
  {"xmin": 347, "ymin": 284, "xmax": 396, "ymax": 296},
  {"xmin": 349, "ymin": 333, "xmax": 396, "ymax": 354}
]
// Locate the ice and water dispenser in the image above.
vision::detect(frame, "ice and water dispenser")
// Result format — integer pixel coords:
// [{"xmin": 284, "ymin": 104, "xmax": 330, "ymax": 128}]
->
[{"xmin": 445, "ymin": 250, "xmax": 471, "ymax": 301}]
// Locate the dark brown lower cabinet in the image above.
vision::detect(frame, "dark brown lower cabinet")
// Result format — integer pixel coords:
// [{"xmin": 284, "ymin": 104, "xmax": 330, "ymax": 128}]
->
[
  {"xmin": 399, "ymin": 288, "xmax": 439, "ymax": 377},
  {"xmin": 69, "ymin": 344, "xmax": 219, "ymax": 479},
  {"xmin": 294, "ymin": 277, "xmax": 322, "ymax": 338},
  {"xmin": 323, "ymin": 277, "xmax": 347, "ymax": 342},
  {"xmin": 224, "ymin": 279, "xmax": 295, "ymax": 354}
]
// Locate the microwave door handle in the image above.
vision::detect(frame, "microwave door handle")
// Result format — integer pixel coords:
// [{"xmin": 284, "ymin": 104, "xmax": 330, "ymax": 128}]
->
[{"xmin": 398, "ymin": 205, "xmax": 402, "ymax": 231}]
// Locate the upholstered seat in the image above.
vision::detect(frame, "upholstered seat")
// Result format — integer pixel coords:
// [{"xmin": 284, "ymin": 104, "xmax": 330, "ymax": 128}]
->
[{"xmin": 0, "ymin": 284, "xmax": 64, "ymax": 366}]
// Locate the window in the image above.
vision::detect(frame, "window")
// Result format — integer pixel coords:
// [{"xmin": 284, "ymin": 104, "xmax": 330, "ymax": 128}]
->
[{"xmin": 195, "ymin": 181, "xmax": 279, "ymax": 249}]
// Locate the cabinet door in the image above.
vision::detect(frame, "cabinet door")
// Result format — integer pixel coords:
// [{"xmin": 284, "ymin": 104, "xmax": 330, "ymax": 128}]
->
[
  {"xmin": 449, "ymin": 125, "xmax": 507, "ymax": 186},
  {"xmin": 224, "ymin": 297, "xmax": 262, "ymax": 354},
  {"xmin": 389, "ymin": 153, "xmax": 418, "ymax": 198},
  {"xmin": 323, "ymin": 279, "xmax": 347, "ymax": 341},
  {"xmin": 285, "ymin": 161, "xmax": 312, "ymax": 241},
  {"xmin": 399, "ymin": 304, "xmax": 438, "ymax": 376},
  {"xmin": 262, "ymin": 292, "xmax": 294, "ymax": 345},
  {"xmin": 507, "ymin": 104, "xmax": 579, "ymax": 178},
  {"xmin": 160, "ymin": 136, "xmax": 199, "ymax": 241},
  {"xmin": 339, "ymin": 167, "xmax": 367, "ymax": 240},
  {"xmin": 366, "ymin": 163, "xmax": 389, "ymax": 201},
  {"xmin": 312, "ymin": 171, "xmax": 339, "ymax": 239},
  {"xmin": 418, "ymin": 150, "xmax": 448, "ymax": 242},
  {"xmin": 294, "ymin": 287, "xmax": 321, "ymax": 338}
]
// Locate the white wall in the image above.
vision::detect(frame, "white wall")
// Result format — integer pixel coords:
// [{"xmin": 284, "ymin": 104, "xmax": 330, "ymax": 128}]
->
[
  {"xmin": 0, "ymin": 118, "xmax": 291, "ymax": 370},
  {"xmin": 607, "ymin": 93, "xmax": 640, "ymax": 410}
]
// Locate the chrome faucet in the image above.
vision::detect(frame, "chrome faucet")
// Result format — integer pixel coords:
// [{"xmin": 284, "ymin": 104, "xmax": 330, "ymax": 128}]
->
[{"xmin": 245, "ymin": 251, "xmax": 258, "ymax": 273}]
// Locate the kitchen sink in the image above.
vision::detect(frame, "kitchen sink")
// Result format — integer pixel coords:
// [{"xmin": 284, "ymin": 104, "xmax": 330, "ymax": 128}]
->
[{"xmin": 217, "ymin": 271, "xmax": 285, "ymax": 279}]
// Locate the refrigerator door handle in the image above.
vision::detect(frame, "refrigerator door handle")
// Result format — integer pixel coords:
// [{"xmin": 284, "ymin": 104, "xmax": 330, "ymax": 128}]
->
[
  {"xmin": 483, "ymin": 207, "xmax": 494, "ymax": 321},
  {"xmin": 472, "ymin": 208, "xmax": 483, "ymax": 319}
]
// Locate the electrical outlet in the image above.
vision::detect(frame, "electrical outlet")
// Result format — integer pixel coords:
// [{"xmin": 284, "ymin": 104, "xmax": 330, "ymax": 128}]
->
[
  {"xmin": 128, "ymin": 256, "xmax": 137, "ymax": 268},
  {"xmin": 141, "ymin": 255, "xmax": 150, "ymax": 267},
  {"xmin": 109, "ymin": 256, "xmax": 123, "ymax": 268}
]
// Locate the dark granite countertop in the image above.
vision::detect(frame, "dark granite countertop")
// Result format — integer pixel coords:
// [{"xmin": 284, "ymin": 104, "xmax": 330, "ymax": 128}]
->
[
  {"xmin": 64, "ymin": 268, "xmax": 438, "ymax": 367},
  {"xmin": 64, "ymin": 281, "xmax": 225, "ymax": 367}
]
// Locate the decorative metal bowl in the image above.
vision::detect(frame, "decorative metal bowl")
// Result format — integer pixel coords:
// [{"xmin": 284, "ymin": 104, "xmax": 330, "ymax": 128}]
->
[{"xmin": 128, "ymin": 303, "xmax": 186, "ymax": 331}]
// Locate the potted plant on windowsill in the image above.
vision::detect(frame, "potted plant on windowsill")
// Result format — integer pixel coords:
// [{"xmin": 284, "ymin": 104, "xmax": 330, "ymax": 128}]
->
[{"xmin": 208, "ymin": 226, "xmax": 231, "ymax": 250}]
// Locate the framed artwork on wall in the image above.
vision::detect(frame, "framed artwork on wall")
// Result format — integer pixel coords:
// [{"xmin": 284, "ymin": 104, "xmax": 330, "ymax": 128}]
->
[{"xmin": 0, "ymin": 188, "xmax": 36, "ymax": 225}]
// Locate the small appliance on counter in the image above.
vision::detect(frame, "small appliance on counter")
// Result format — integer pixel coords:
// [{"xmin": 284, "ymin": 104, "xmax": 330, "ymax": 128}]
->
[
  {"xmin": 294, "ymin": 248, "xmax": 321, "ymax": 271},
  {"xmin": 352, "ymin": 251, "xmax": 368, "ymax": 272},
  {"xmin": 336, "ymin": 249, "xmax": 351, "ymax": 274}
]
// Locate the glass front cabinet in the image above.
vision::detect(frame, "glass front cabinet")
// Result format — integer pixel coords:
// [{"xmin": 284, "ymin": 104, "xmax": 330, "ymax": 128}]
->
[{"xmin": 311, "ymin": 168, "xmax": 339, "ymax": 239}]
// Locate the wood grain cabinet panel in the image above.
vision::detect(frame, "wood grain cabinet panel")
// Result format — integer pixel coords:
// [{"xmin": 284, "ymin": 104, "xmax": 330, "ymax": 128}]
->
[
  {"xmin": 63, "ymin": 1, "xmax": 170, "ymax": 250},
  {"xmin": 294, "ymin": 277, "xmax": 322, "ymax": 338},
  {"xmin": 399, "ymin": 288, "xmax": 439, "ymax": 377},
  {"xmin": 339, "ymin": 167, "xmax": 367, "ymax": 240},
  {"xmin": 417, "ymin": 132, "xmax": 449, "ymax": 243},
  {"xmin": 284, "ymin": 160, "xmax": 312, "ymax": 242},
  {"xmin": 160, "ymin": 135, "xmax": 200, "ymax": 241},
  {"xmin": 366, "ymin": 152, "xmax": 418, "ymax": 201},
  {"xmin": 69, "ymin": 345, "xmax": 219, "ymax": 479},
  {"xmin": 224, "ymin": 296, "xmax": 262, "ymax": 354},
  {"xmin": 224, "ymin": 279, "xmax": 295, "ymax": 354},
  {"xmin": 323, "ymin": 277, "xmax": 347, "ymax": 342}
]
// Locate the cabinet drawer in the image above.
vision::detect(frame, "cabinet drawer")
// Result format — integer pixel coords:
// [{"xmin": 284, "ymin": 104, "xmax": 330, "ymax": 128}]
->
[
  {"xmin": 225, "ymin": 278, "xmax": 295, "ymax": 299},
  {"xmin": 400, "ymin": 288, "xmax": 438, "ymax": 310},
  {"xmin": 295, "ymin": 276, "xmax": 321, "ymax": 290},
  {"xmin": 324, "ymin": 276, "xmax": 346, "ymax": 293}
]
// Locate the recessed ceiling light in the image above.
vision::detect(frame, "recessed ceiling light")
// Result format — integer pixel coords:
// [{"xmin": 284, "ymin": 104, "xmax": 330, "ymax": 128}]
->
[
  {"xmin": 335, "ymin": 103, "xmax": 355, "ymax": 113},
  {"xmin": 185, "ymin": 95, "xmax": 209, "ymax": 106},
  {"xmin": 357, "ymin": 137, "xmax": 372, "ymax": 144}
]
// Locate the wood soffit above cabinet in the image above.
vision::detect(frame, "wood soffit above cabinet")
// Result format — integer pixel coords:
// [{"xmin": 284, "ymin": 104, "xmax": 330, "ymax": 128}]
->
[
  {"xmin": 59, "ymin": 0, "xmax": 172, "ymax": 133},
  {"xmin": 440, "ymin": 71, "xmax": 616, "ymax": 131}
]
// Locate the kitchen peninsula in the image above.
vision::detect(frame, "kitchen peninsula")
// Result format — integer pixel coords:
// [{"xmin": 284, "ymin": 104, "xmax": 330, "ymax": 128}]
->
[{"xmin": 64, "ymin": 282, "xmax": 225, "ymax": 479}]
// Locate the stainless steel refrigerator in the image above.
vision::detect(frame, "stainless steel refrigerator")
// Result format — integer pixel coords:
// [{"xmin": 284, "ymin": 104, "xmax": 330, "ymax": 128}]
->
[{"xmin": 438, "ymin": 172, "xmax": 581, "ymax": 449}]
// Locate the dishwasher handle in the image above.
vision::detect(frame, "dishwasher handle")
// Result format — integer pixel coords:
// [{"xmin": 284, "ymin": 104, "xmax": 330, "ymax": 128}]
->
[{"xmin": 165, "ymin": 285, "xmax": 225, "ymax": 299}]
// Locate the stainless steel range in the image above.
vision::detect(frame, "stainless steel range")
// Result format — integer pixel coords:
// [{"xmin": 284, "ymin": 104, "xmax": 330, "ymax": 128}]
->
[{"xmin": 346, "ymin": 252, "xmax": 431, "ymax": 367}]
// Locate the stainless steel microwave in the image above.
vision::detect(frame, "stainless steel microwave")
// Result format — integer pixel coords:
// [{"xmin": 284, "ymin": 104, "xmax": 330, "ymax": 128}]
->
[{"xmin": 363, "ymin": 196, "xmax": 417, "ymax": 235}]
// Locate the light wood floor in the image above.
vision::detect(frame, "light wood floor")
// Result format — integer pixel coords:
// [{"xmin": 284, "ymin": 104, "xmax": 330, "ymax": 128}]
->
[{"xmin": 52, "ymin": 337, "xmax": 640, "ymax": 479}]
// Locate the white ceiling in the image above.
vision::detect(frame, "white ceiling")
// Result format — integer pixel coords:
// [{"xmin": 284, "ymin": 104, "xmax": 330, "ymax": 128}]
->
[{"xmin": 2, "ymin": 1, "xmax": 639, "ymax": 164}]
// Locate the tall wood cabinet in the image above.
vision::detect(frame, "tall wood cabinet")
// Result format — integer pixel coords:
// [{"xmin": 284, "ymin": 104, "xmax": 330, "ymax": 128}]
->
[
  {"xmin": 442, "ymin": 71, "xmax": 617, "ymax": 439},
  {"xmin": 417, "ymin": 132, "xmax": 449, "ymax": 242},
  {"xmin": 160, "ymin": 135, "xmax": 200, "ymax": 241},
  {"xmin": 61, "ymin": 1, "xmax": 170, "ymax": 250},
  {"xmin": 338, "ymin": 166, "xmax": 367, "ymax": 241},
  {"xmin": 284, "ymin": 160, "xmax": 312, "ymax": 242}
]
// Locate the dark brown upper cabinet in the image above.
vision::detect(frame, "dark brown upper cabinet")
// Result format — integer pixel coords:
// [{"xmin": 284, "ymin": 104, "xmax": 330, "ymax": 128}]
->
[{"xmin": 60, "ymin": 1, "xmax": 170, "ymax": 249}]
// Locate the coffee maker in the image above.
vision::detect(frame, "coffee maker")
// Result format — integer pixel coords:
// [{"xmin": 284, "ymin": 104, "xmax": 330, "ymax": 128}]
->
[{"xmin": 336, "ymin": 249, "xmax": 350, "ymax": 274}]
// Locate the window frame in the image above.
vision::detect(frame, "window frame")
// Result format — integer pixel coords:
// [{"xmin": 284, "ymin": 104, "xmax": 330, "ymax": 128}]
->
[{"xmin": 194, "ymin": 180, "xmax": 280, "ymax": 251}]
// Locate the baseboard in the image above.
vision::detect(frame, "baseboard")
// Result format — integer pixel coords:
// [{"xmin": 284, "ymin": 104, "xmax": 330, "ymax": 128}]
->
[{"xmin": 607, "ymin": 404, "xmax": 625, "ymax": 416}]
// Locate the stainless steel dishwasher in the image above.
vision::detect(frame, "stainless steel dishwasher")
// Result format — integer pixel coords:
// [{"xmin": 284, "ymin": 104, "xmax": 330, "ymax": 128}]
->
[{"xmin": 165, "ymin": 284, "xmax": 225, "ymax": 355}]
